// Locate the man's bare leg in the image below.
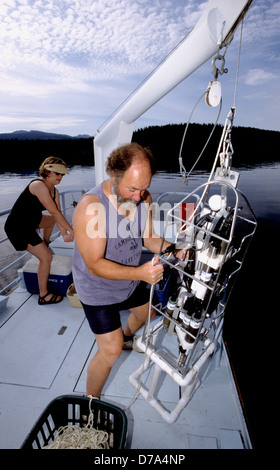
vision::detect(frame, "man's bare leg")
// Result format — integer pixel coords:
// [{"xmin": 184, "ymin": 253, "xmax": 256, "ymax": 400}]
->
[
  {"xmin": 86, "ymin": 328, "xmax": 123, "ymax": 397},
  {"xmin": 123, "ymin": 302, "xmax": 155, "ymax": 338}
]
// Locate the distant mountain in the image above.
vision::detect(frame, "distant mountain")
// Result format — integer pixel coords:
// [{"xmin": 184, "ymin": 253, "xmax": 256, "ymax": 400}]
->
[
  {"xmin": 0, "ymin": 123, "xmax": 279, "ymax": 173},
  {"xmin": 0, "ymin": 130, "xmax": 92, "ymax": 140}
]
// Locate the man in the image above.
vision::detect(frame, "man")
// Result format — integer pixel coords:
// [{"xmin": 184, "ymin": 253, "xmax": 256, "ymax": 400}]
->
[{"xmin": 72, "ymin": 143, "xmax": 172, "ymax": 398}]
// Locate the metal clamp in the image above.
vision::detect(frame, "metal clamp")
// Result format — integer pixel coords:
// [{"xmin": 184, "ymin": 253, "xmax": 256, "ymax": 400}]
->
[{"xmin": 212, "ymin": 54, "xmax": 228, "ymax": 79}]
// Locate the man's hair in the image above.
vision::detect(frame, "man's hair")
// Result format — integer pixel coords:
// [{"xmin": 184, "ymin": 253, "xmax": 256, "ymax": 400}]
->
[{"xmin": 106, "ymin": 143, "xmax": 156, "ymax": 179}]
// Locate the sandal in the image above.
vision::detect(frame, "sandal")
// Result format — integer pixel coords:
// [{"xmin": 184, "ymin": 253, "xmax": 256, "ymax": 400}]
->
[{"xmin": 38, "ymin": 292, "xmax": 63, "ymax": 305}]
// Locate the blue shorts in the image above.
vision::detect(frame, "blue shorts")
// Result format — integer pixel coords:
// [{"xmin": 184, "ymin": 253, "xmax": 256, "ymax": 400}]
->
[{"xmin": 81, "ymin": 281, "xmax": 151, "ymax": 335}]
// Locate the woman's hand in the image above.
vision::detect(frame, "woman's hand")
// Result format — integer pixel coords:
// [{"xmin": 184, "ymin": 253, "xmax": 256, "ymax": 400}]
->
[{"xmin": 62, "ymin": 233, "xmax": 74, "ymax": 242}]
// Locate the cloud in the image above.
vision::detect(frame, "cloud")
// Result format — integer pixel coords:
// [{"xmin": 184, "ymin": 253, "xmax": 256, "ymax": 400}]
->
[
  {"xmin": 0, "ymin": 114, "xmax": 86, "ymax": 132},
  {"xmin": 0, "ymin": 0, "xmax": 209, "ymax": 98},
  {"xmin": 0, "ymin": 0, "xmax": 208, "ymax": 135},
  {"xmin": 243, "ymin": 68, "xmax": 278, "ymax": 86},
  {"xmin": 241, "ymin": 0, "xmax": 280, "ymax": 58},
  {"xmin": 0, "ymin": 1, "xmax": 279, "ymax": 134}
]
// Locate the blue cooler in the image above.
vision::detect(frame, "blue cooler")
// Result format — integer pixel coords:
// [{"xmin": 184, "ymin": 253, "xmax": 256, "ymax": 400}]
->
[{"xmin": 23, "ymin": 255, "xmax": 73, "ymax": 295}]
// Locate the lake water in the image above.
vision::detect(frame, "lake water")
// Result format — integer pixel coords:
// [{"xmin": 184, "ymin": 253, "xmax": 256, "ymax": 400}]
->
[
  {"xmin": 1, "ymin": 162, "xmax": 280, "ymax": 448},
  {"xmin": 1, "ymin": 162, "xmax": 280, "ymax": 217}
]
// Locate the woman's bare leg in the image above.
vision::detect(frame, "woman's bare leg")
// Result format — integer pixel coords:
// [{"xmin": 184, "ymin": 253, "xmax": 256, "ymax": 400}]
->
[
  {"xmin": 38, "ymin": 214, "xmax": 55, "ymax": 245},
  {"xmin": 27, "ymin": 241, "xmax": 62, "ymax": 302}
]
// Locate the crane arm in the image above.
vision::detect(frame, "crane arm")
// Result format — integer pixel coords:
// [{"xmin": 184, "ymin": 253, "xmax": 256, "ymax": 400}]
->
[{"xmin": 94, "ymin": 0, "xmax": 254, "ymax": 185}]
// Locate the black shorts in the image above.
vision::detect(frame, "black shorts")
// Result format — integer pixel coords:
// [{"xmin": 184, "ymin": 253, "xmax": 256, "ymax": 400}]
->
[
  {"xmin": 5, "ymin": 217, "xmax": 43, "ymax": 251},
  {"xmin": 81, "ymin": 281, "xmax": 151, "ymax": 335}
]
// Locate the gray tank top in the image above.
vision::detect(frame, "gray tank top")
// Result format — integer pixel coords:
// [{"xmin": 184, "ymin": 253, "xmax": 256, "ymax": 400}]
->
[{"xmin": 72, "ymin": 183, "xmax": 148, "ymax": 305}]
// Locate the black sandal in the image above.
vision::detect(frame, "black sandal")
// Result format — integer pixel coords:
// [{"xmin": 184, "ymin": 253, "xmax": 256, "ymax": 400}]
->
[{"xmin": 38, "ymin": 292, "xmax": 63, "ymax": 305}]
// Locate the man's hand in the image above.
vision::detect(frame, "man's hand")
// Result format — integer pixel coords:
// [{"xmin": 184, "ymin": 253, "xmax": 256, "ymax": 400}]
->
[{"xmin": 137, "ymin": 256, "xmax": 164, "ymax": 285}]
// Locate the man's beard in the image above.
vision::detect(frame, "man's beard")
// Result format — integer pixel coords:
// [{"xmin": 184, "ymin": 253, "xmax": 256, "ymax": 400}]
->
[{"xmin": 112, "ymin": 180, "xmax": 138, "ymax": 207}]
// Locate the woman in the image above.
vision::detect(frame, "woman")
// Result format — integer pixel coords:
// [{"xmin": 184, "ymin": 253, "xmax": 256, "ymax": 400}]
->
[{"xmin": 5, "ymin": 156, "xmax": 75, "ymax": 305}]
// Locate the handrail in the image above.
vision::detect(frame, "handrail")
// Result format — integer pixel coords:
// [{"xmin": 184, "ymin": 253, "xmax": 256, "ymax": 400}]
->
[{"xmin": 0, "ymin": 189, "xmax": 86, "ymax": 286}]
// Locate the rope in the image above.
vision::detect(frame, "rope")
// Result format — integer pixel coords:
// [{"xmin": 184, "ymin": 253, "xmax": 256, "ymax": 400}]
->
[
  {"xmin": 179, "ymin": 17, "xmax": 244, "ymax": 187},
  {"xmin": 178, "ymin": 91, "xmax": 207, "ymax": 179},
  {"xmin": 122, "ymin": 283, "xmax": 155, "ymax": 412},
  {"xmin": 120, "ymin": 19, "xmax": 245, "ymax": 416},
  {"xmin": 184, "ymin": 98, "xmax": 223, "ymax": 180},
  {"xmin": 43, "ymin": 396, "xmax": 109, "ymax": 449},
  {"xmin": 233, "ymin": 20, "xmax": 244, "ymax": 109}
]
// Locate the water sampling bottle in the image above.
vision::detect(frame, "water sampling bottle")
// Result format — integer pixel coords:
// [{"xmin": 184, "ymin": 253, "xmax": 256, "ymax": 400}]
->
[
  {"xmin": 163, "ymin": 270, "xmax": 180, "ymax": 328},
  {"xmin": 185, "ymin": 300, "xmax": 203, "ymax": 344}
]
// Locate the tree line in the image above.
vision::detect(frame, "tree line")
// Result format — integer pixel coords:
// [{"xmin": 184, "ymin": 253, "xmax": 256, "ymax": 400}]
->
[
  {"xmin": 0, "ymin": 137, "xmax": 94, "ymax": 172},
  {"xmin": 133, "ymin": 123, "xmax": 280, "ymax": 172},
  {"xmin": 0, "ymin": 123, "xmax": 279, "ymax": 173}
]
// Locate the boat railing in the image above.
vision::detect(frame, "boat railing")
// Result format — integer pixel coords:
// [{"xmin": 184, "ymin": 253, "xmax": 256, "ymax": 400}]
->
[
  {"xmin": 0, "ymin": 189, "xmax": 86, "ymax": 295},
  {"xmin": 0, "ymin": 188, "xmax": 181, "ymax": 295}
]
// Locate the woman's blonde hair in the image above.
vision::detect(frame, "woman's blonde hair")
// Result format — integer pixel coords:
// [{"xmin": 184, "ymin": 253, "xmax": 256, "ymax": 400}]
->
[{"xmin": 39, "ymin": 156, "xmax": 68, "ymax": 178}]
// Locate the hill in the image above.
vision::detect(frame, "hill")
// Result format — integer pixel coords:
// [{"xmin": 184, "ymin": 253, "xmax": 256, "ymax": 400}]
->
[
  {"xmin": 0, "ymin": 124, "xmax": 279, "ymax": 172},
  {"xmin": 0, "ymin": 130, "xmax": 91, "ymax": 140}
]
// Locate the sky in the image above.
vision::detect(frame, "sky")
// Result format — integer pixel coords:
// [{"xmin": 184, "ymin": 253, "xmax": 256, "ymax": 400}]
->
[{"xmin": 0, "ymin": 0, "xmax": 279, "ymax": 137}]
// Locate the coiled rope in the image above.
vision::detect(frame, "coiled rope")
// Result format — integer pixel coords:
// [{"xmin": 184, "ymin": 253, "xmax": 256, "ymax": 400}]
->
[{"xmin": 43, "ymin": 396, "xmax": 109, "ymax": 449}]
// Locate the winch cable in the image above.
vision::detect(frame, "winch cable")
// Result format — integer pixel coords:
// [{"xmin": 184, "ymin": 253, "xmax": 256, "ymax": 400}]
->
[
  {"xmin": 124, "ymin": 22, "xmax": 245, "ymax": 413},
  {"xmin": 176, "ymin": 20, "xmax": 244, "ymax": 226},
  {"xmin": 157, "ymin": 90, "xmax": 223, "ymax": 258},
  {"xmin": 206, "ymin": 19, "xmax": 244, "ymax": 187},
  {"xmin": 123, "ymin": 283, "xmax": 155, "ymax": 412},
  {"xmin": 178, "ymin": 93, "xmax": 223, "ymax": 181},
  {"xmin": 124, "ymin": 95, "xmax": 224, "ymax": 412},
  {"xmin": 233, "ymin": 19, "xmax": 243, "ymax": 110}
]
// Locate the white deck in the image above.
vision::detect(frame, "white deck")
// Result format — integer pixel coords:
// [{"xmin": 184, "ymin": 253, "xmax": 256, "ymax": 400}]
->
[{"xmin": 0, "ymin": 282, "xmax": 251, "ymax": 449}]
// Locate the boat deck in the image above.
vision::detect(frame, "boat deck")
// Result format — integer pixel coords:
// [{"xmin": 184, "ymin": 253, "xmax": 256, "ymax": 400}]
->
[{"xmin": 0, "ymin": 282, "xmax": 251, "ymax": 449}]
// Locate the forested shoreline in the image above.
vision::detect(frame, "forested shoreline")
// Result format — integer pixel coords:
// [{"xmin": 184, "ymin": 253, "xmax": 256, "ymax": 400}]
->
[{"xmin": 0, "ymin": 123, "xmax": 279, "ymax": 173}]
